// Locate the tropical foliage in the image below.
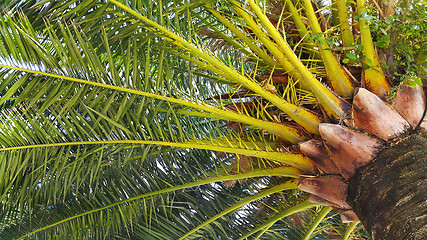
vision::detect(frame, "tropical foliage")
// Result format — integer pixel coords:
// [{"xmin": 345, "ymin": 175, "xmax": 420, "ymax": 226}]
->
[{"xmin": 0, "ymin": 0, "xmax": 424, "ymax": 239}]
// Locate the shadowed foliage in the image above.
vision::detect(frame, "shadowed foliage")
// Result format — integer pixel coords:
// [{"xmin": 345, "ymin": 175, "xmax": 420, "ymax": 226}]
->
[{"xmin": 0, "ymin": 0, "xmax": 425, "ymax": 239}]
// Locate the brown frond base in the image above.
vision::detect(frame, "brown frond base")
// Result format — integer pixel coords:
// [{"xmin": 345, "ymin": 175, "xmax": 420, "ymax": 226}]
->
[
  {"xmin": 393, "ymin": 84, "xmax": 426, "ymax": 128},
  {"xmin": 299, "ymin": 175, "xmax": 351, "ymax": 209},
  {"xmin": 352, "ymin": 88, "xmax": 410, "ymax": 140},
  {"xmin": 299, "ymin": 140, "xmax": 340, "ymax": 174},
  {"xmin": 347, "ymin": 133, "xmax": 427, "ymax": 240},
  {"xmin": 339, "ymin": 210, "xmax": 360, "ymax": 223},
  {"xmin": 298, "ymin": 87, "xmax": 426, "ymax": 234}
]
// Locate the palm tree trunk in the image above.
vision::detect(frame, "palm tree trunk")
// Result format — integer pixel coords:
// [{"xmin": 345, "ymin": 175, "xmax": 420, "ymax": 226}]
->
[{"xmin": 347, "ymin": 133, "xmax": 427, "ymax": 240}]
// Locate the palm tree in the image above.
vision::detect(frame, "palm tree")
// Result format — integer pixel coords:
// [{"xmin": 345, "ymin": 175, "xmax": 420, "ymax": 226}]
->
[{"xmin": 0, "ymin": 0, "xmax": 425, "ymax": 239}]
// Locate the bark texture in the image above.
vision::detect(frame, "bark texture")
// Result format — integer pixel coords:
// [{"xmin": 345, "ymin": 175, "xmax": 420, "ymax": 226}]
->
[{"xmin": 347, "ymin": 133, "xmax": 427, "ymax": 240}]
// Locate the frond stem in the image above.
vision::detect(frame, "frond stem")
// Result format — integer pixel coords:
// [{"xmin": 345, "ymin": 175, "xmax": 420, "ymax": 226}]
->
[
  {"xmin": 247, "ymin": 0, "xmax": 351, "ymax": 118},
  {"xmin": 0, "ymin": 139, "xmax": 313, "ymax": 170},
  {"xmin": 343, "ymin": 222, "xmax": 359, "ymax": 240},
  {"xmin": 301, "ymin": 0, "xmax": 355, "ymax": 97},
  {"xmin": 0, "ymin": 64, "xmax": 305, "ymax": 143},
  {"xmin": 284, "ymin": 0, "xmax": 313, "ymax": 44},
  {"xmin": 335, "ymin": 0, "xmax": 354, "ymax": 47},
  {"xmin": 206, "ymin": 6, "xmax": 277, "ymax": 67},
  {"xmin": 109, "ymin": 0, "xmax": 322, "ymax": 135},
  {"xmin": 356, "ymin": 0, "xmax": 390, "ymax": 94}
]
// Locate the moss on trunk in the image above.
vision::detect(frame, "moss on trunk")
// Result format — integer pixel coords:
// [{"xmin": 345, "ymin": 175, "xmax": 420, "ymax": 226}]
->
[{"xmin": 347, "ymin": 133, "xmax": 427, "ymax": 240}]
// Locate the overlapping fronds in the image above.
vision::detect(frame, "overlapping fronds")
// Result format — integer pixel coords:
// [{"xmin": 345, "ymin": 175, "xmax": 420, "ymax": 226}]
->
[{"xmin": 0, "ymin": 0, "xmax": 412, "ymax": 238}]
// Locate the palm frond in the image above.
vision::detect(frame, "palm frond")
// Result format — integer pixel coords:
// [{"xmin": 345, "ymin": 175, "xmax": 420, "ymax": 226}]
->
[{"xmin": 1, "ymin": 0, "xmax": 409, "ymax": 238}]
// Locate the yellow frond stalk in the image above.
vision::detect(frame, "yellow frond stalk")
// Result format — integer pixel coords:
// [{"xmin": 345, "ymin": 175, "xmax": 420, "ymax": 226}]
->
[
  {"xmin": 302, "ymin": 0, "xmax": 355, "ymax": 97},
  {"xmin": 246, "ymin": 0, "xmax": 351, "ymax": 119},
  {"xmin": 110, "ymin": 0, "xmax": 322, "ymax": 135},
  {"xmin": 0, "ymin": 64, "xmax": 308, "ymax": 143},
  {"xmin": 335, "ymin": 0, "xmax": 354, "ymax": 47},
  {"xmin": 0, "ymin": 139, "xmax": 314, "ymax": 171},
  {"xmin": 356, "ymin": 0, "xmax": 390, "ymax": 95},
  {"xmin": 207, "ymin": 6, "xmax": 277, "ymax": 68},
  {"xmin": 284, "ymin": 0, "xmax": 313, "ymax": 44},
  {"xmin": 230, "ymin": 1, "xmax": 298, "ymax": 76}
]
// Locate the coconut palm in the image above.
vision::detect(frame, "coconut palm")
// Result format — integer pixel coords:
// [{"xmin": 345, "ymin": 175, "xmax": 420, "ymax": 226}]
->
[{"xmin": 0, "ymin": 0, "xmax": 425, "ymax": 239}]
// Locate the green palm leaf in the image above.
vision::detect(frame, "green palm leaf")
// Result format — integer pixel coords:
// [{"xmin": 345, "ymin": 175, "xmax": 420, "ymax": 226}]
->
[{"xmin": 2, "ymin": 0, "xmax": 422, "ymax": 239}]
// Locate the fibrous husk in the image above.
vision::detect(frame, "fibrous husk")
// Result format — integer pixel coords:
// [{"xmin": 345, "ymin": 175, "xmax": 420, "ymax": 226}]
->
[
  {"xmin": 352, "ymin": 88, "xmax": 410, "ymax": 140},
  {"xmin": 339, "ymin": 210, "xmax": 360, "ymax": 223},
  {"xmin": 298, "ymin": 176, "xmax": 351, "ymax": 209},
  {"xmin": 299, "ymin": 140, "xmax": 340, "ymax": 174},
  {"xmin": 319, "ymin": 124, "xmax": 384, "ymax": 180},
  {"xmin": 308, "ymin": 194, "xmax": 342, "ymax": 208},
  {"xmin": 393, "ymin": 84, "xmax": 426, "ymax": 128}
]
